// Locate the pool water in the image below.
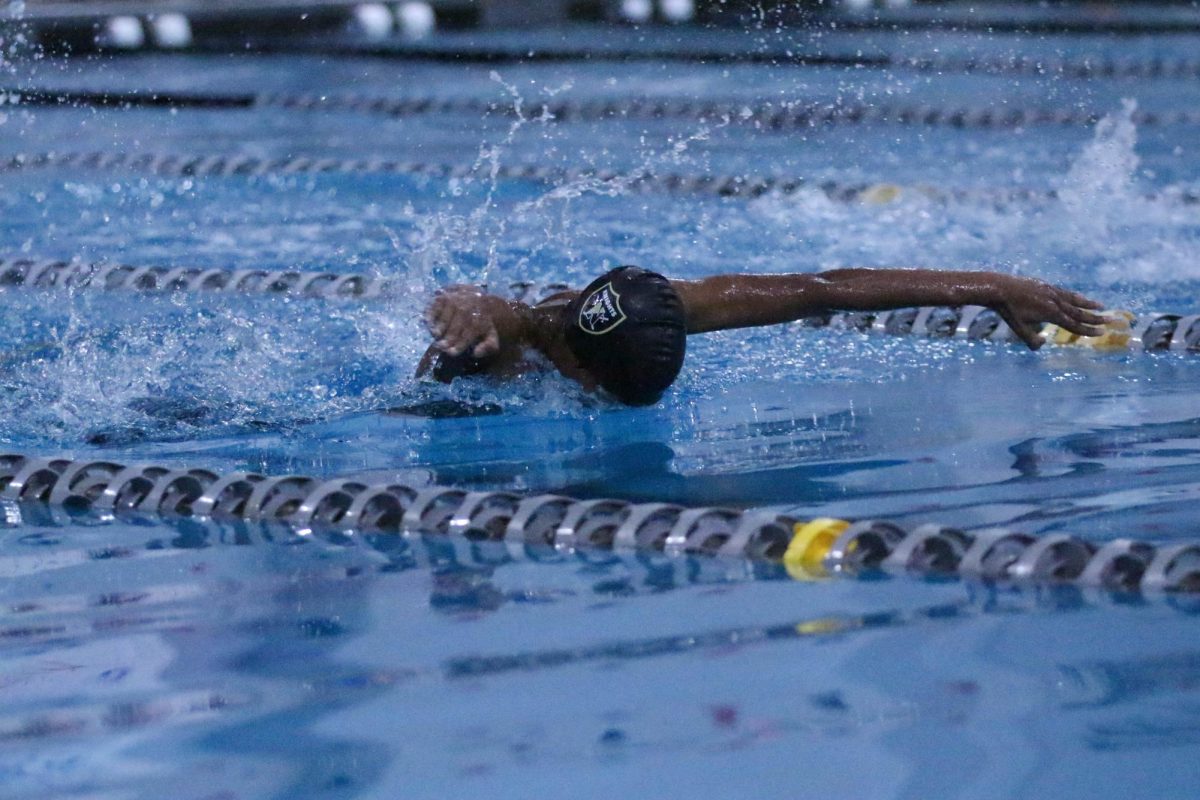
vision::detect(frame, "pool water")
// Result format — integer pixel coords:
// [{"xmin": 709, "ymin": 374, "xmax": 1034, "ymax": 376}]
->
[{"xmin": 2, "ymin": 17, "xmax": 1200, "ymax": 799}]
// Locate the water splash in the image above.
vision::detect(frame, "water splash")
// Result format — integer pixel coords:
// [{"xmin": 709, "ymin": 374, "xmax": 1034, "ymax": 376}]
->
[
  {"xmin": 1056, "ymin": 100, "xmax": 1200, "ymax": 286},
  {"xmin": 403, "ymin": 74, "xmax": 729, "ymax": 292},
  {"xmin": 0, "ymin": 2, "xmax": 22, "ymax": 113},
  {"xmin": 1058, "ymin": 98, "xmax": 1141, "ymax": 233},
  {"xmin": 0, "ymin": 289, "xmax": 421, "ymax": 448},
  {"xmin": 747, "ymin": 99, "xmax": 1200, "ymax": 291},
  {"xmin": 405, "ymin": 73, "xmax": 578, "ymax": 290},
  {"xmin": 1, "ymin": 0, "xmax": 30, "ymax": 74}
]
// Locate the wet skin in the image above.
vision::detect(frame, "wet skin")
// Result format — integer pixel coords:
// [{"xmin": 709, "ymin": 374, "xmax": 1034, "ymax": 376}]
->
[{"xmin": 417, "ymin": 268, "xmax": 1108, "ymax": 395}]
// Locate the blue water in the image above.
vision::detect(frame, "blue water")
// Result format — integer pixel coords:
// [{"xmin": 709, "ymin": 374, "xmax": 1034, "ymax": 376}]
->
[{"xmin": 2, "ymin": 17, "xmax": 1200, "ymax": 799}]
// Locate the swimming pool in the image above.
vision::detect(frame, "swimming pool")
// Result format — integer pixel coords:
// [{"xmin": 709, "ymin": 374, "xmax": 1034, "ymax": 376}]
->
[{"xmin": 2, "ymin": 12, "xmax": 1200, "ymax": 798}]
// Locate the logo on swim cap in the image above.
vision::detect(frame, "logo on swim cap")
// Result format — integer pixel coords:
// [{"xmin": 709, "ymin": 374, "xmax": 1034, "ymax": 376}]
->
[{"xmin": 577, "ymin": 282, "xmax": 626, "ymax": 335}]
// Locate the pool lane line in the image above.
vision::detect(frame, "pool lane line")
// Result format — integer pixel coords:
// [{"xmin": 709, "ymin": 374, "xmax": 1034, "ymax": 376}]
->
[
  {"xmin": 258, "ymin": 93, "xmax": 1200, "ymax": 129},
  {"xmin": 11, "ymin": 44, "xmax": 1200, "ymax": 79},
  {"xmin": 9, "ymin": 87, "xmax": 1200, "ymax": 130},
  {"xmin": 807, "ymin": 306, "xmax": 1200, "ymax": 354},
  {"xmin": 1, "ymin": 88, "xmax": 256, "ymax": 110},
  {"xmin": 0, "ymin": 256, "xmax": 575, "ymax": 306},
  {"xmin": 0, "ymin": 256, "xmax": 400, "ymax": 299},
  {"xmin": 0, "ymin": 453, "xmax": 1197, "ymax": 594},
  {"xmin": 3, "ymin": 255, "xmax": 1199, "ymax": 355},
  {"xmin": 442, "ymin": 586, "xmax": 1200, "ymax": 681},
  {"xmin": 3, "ymin": 151, "xmax": 1198, "ymax": 208},
  {"xmin": 64, "ymin": 35, "xmax": 1200, "ymax": 60},
  {"xmin": 441, "ymin": 596, "xmax": 977, "ymax": 680}
]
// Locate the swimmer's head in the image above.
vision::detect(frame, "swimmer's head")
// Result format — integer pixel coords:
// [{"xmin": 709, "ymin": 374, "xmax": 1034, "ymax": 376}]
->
[{"xmin": 563, "ymin": 266, "xmax": 687, "ymax": 406}]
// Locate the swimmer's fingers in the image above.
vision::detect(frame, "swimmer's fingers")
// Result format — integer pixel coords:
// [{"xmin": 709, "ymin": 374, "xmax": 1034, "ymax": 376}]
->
[
  {"xmin": 1052, "ymin": 298, "xmax": 1108, "ymax": 337},
  {"xmin": 423, "ymin": 287, "xmax": 505, "ymax": 358},
  {"xmin": 988, "ymin": 277, "xmax": 1112, "ymax": 349},
  {"xmin": 1062, "ymin": 289, "xmax": 1105, "ymax": 311},
  {"xmin": 456, "ymin": 307, "xmax": 499, "ymax": 357},
  {"xmin": 425, "ymin": 286, "xmax": 485, "ymax": 338},
  {"xmin": 1051, "ymin": 286, "xmax": 1108, "ymax": 324},
  {"xmin": 429, "ymin": 296, "xmax": 484, "ymax": 355},
  {"xmin": 1061, "ymin": 304, "xmax": 1109, "ymax": 328},
  {"xmin": 439, "ymin": 308, "xmax": 477, "ymax": 356},
  {"xmin": 424, "ymin": 294, "xmax": 457, "ymax": 338},
  {"xmin": 471, "ymin": 327, "xmax": 501, "ymax": 358},
  {"xmin": 998, "ymin": 309, "xmax": 1045, "ymax": 351},
  {"xmin": 1054, "ymin": 318, "xmax": 1108, "ymax": 338},
  {"xmin": 458, "ymin": 313, "xmax": 501, "ymax": 358},
  {"xmin": 441, "ymin": 309, "xmax": 501, "ymax": 359}
]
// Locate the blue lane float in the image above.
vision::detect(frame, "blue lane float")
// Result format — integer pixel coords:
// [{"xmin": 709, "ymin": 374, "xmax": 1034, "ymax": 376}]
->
[{"xmin": 1, "ymin": 453, "xmax": 1198, "ymax": 594}]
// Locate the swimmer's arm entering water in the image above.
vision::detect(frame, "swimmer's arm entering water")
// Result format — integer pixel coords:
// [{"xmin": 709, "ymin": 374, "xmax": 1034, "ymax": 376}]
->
[
  {"xmin": 416, "ymin": 285, "xmax": 584, "ymax": 382},
  {"xmin": 671, "ymin": 268, "xmax": 1107, "ymax": 350}
]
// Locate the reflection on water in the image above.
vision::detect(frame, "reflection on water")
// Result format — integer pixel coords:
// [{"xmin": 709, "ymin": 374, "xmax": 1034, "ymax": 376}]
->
[{"xmin": 2, "ymin": 513, "xmax": 1200, "ymax": 798}]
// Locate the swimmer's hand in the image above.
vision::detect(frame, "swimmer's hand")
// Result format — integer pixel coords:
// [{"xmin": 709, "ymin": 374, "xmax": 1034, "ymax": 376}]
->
[
  {"xmin": 418, "ymin": 285, "xmax": 553, "ymax": 379},
  {"xmin": 984, "ymin": 274, "xmax": 1107, "ymax": 350},
  {"xmin": 417, "ymin": 285, "xmax": 577, "ymax": 382},
  {"xmin": 423, "ymin": 285, "xmax": 508, "ymax": 359}
]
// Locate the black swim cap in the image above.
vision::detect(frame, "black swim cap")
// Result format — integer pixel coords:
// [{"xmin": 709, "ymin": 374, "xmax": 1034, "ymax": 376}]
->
[{"xmin": 563, "ymin": 266, "xmax": 687, "ymax": 406}]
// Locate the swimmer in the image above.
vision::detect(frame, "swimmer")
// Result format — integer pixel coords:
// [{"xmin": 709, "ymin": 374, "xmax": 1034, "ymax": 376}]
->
[{"xmin": 418, "ymin": 267, "xmax": 1107, "ymax": 405}]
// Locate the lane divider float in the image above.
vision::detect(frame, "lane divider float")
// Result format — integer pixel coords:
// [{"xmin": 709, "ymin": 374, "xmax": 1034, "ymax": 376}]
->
[
  {"xmin": 2, "ymin": 256, "xmax": 1197, "ymax": 354},
  {"xmin": 0, "ymin": 452, "xmax": 1196, "ymax": 593},
  {"xmin": 50, "ymin": 32, "xmax": 1200, "ymax": 70},
  {"xmin": 0, "ymin": 255, "xmax": 399, "ymax": 299},
  {"xmin": 9, "ymin": 87, "xmax": 1200, "ymax": 130},
  {"xmin": 807, "ymin": 305, "xmax": 1200, "ymax": 353},
  {"xmin": 3, "ymin": 150, "xmax": 1197, "ymax": 208},
  {"xmin": 0, "ymin": 255, "xmax": 572, "ymax": 304}
]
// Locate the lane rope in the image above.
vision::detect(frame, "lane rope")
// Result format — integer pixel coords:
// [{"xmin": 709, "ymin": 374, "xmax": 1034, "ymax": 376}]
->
[
  {"xmin": 3, "ymin": 151, "xmax": 1197, "ymax": 207},
  {"xmin": 0, "ymin": 452, "xmax": 1196, "ymax": 593},
  {"xmin": 65, "ymin": 36, "xmax": 1200, "ymax": 64},
  {"xmin": 0, "ymin": 255, "xmax": 399, "ymax": 299},
  {"xmin": 3, "ymin": 256, "xmax": 1197, "ymax": 355},
  {"xmin": 8, "ymin": 87, "xmax": 1200, "ymax": 130},
  {"xmin": 0, "ymin": 255, "xmax": 573, "ymax": 303},
  {"xmin": 806, "ymin": 305, "xmax": 1200, "ymax": 354}
]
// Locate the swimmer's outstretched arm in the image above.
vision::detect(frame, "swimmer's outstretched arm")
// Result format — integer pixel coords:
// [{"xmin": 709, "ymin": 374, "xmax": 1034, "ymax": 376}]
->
[{"xmin": 671, "ymin": 268, "xmax": 1107, "ymax": 350}]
